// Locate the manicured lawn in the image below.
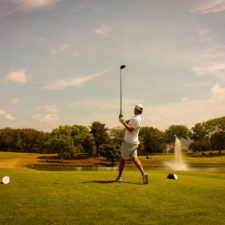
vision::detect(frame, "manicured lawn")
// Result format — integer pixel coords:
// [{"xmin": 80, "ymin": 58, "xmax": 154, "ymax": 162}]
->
[
  {"xmin": 1, "ymin": 151, "xmax": 225, "ymax": 169},
  {"xmin": 1, "ymin": 168, "xmax": 225, "ymax": 225}
]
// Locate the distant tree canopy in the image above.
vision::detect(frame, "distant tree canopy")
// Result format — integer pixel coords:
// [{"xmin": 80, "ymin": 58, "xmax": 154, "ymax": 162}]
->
[
  {"xmin": 47, "ymin": 134, "xmax": 75, "ymax": 160},
  {"xmin": 165, "ymin": 125, "xmax": 189, "ymax": 143},
  {"xmin": 189, "ymin": 116, "xmax": 225, "ymax": 152},
  {"xmin": 139, "ymin": 127, "xmax": 166, "ymax": 154},
  {"xmin": 50, "ymin": 125, "xmax": 95, "ymax": 156},
  {"xmin": 0, "ymin": 127, "xmax": 49, "ymax": 153},
  {"xmin": 0, "ymin": 116, "xmax": 224, "ymax": 157},
  {"xmin": 89, "ymin": 121, "xmax": 110, "ymax": 156}
]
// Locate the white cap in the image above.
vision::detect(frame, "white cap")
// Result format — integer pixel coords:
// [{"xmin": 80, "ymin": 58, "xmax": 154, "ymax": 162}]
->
[{"xmin": 135, "ymin": 104, "xmax": 143, "ymax": 112}]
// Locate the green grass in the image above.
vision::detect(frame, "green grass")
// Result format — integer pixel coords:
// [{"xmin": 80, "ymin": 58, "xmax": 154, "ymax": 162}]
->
[
  {"xmin": 1, "ymin": 168, "xmax": 225, "ymax": 225},
  {"xmin": 0, "ymin": 152, "xmax": 225, "ymax": 224},
  {"xmin": 138, "ymin": 151, "xmax": 225, "ymax": 168}
]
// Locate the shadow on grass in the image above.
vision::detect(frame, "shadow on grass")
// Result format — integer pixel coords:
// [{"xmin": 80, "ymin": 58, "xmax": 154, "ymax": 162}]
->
[{"xmin": 81, "ymin": 180, "xmax": 142, "ymax": 185}]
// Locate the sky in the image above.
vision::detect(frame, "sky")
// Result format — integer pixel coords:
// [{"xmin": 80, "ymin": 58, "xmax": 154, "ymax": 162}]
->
[{"xmin": 0, "ymin": 0, "xmax": 225, "ymax": 132}]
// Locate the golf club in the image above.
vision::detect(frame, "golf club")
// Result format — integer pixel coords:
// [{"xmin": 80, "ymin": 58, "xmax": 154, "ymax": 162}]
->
[{"xmin": 120, "ymin": 65, "xmax": 126, "ymax": 114}]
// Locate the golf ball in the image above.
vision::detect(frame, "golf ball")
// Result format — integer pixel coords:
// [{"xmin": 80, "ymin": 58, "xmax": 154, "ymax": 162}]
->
[{"xmin": 2, "ymin": 176, "xmax": 10, "ymax": 184}]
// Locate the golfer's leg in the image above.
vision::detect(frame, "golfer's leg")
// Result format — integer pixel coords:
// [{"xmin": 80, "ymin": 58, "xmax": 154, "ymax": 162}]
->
[
  {"xmin": 132, "ymin": 157, "xmax": 145, "ymax": 175},
  {"xmin": 118, "ymin": 158, "xmax": 125, "ymax": 177}
]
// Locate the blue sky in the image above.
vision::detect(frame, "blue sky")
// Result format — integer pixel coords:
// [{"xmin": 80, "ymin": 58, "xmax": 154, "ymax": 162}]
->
[{"xmin": 0, "ymin": 0, "xmax": 225, "ymax": 131}]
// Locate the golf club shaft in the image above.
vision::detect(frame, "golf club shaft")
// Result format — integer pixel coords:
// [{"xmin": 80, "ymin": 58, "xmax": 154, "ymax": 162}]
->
[{"xmin": 120, "ymin": 69, "xmax": 122, "ymax": 114}]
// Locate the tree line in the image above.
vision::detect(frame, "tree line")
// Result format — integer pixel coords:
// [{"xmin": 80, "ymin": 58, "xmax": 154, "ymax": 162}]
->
[{"xmin": 0, "ymin": 116, "xmax": 224, "ymax": 161}]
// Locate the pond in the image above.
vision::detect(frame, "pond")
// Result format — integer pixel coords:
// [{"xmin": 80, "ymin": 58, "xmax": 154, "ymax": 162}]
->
[{"xmin": 28, "ymin": 164, "xmax": 225, "ymax": 173}]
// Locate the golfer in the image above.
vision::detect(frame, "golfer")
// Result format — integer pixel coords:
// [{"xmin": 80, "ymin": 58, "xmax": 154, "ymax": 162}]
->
[{"xmin": 115, "ymin": 104, "xmax": 148, "ymax": 184}]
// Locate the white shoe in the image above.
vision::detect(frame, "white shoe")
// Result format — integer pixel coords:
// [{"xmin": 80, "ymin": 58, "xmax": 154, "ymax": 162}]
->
[
  {"xmin": 143, "ymin": 173, "xmax": 148, "ymax": 184},
  {"xmin": 115, "ymin": 176, "xmax": 122, "ymax": 182}
]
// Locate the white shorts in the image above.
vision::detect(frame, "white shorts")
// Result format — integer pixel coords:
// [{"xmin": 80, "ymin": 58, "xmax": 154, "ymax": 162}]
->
[{"xmin": 121, "ymin": 141, "xmax": 138, "ymax": 160}]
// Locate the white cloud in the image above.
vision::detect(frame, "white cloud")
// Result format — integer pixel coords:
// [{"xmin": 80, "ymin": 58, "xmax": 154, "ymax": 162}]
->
[
  {"xmin": 0, "ymin": 109, "xmax": 6, "ymax": 115},
  {"xmin": 191, "ymin": 27, "xmax": 225, "ymax": 83},
  {"xmin": 5, "ymin": 69, "xmax": 28, "ymax": 84},
  {"xmin": 44, "ymin": 68, "xmax": 112, "ymax": 90},
  {"xmin": 45, "ymin": 104, "xmax": 59, "ymax": 112},
  {"xmin": 95, "ymin": 24, "xmax": 109, "ymax": 38},
  {"xmin": 13, "ymin": 0, "xmax": 62, "ymax": 10},
  {"xmin": 143, "ymin": 100, "xmax": 224, "ymax": 130},
  {"xmin": 0, "ymin": 109, "xmax": 18, "ymax": 121},
  {"xmin": 50, "ymin": 44, "xmax": 69, "ymax": 55},
  {"xmin": 10, "ymin": 97, "xmax": 19, "ymax": 104},
  {"xmin": 68, "ymin": 92, "xmax": 225, "ymax": 130},
  {"xmin": 32, "ymin": 113, "xmax": 58, "ymax": 124},
  {"xmin": 142, "ymin": 84, "xmax": 225, "ymax": 130},
  {"xmin": 0, "ymin": 0, "xmax": 62, "ymax": 18},
  {"xmin": 5, "ymin": 114, "xmax": 17, "ymax": 121},
  {"xmin": 68, "ymin": 97, "xmax": 142, "ymax": 128},
  {"xmin": 191, "ymin": 0, "xmax": 225, "ymax": 14},
  {"xmin": 181, "ymin": 97, "xmax": 189, "ymax": 102},
  {"xmin": 210, "ymin": 84, "xmax": 225, "ymax": 102}
]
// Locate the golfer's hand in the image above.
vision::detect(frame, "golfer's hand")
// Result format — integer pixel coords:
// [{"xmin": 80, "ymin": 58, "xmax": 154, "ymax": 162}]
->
[{"xmin": 119, "ymin": 114, "xmax": 124, "ymax": 123}]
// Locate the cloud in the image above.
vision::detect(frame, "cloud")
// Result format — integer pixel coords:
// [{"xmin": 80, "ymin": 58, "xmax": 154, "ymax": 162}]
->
[
  {"xmin": 13, "ymin": 0, "xmax": 62, "ymax": 10},
  {"xmin": 191, "ymin": 50, "xmax": 225, "ymax": 83},
  {"xmin": 10, "ymin": 97, "xmax": 19, "ymax": 104},
  {"xmin": 143, "ymin": 89, "xmax": 225, "ymax": 130},
  {"xmin": 5, "ymin": 114, "xmax": 17, "ymax": 121},
  {"xmin": 45, "ymin": 104, "xmax": 59, "ymax": 113},
  {"xmin": 5, "ymin": 69, "xmax": 28, "ymax": 84},
  {"xmin": 32, "ymin": 113, "xmax": 58, "ymax": 124},
  {"xmin": 210, "ymin": 84, "xmax": 225, "ymax": 102},
  {"xmin": 95, "ymin": 24, "xmax": 109, "ymax": 38},
  {"xmin": 50, "ymin": 44, "xmax": 69, "ymax": 55},
  {"xmin": 0, "ymin": 109, "xmax": 18, "ymax": 121},
  {"xmin": 44, "ymin": 68, "xmax": 112, "ymax": 90},
  {"xmin": 181, "ymin": 97, "xmax": 189, "ymax": 102},
  {"xmin": 0, "ymin": 109, "xmax": 6, "ymax": 115},
  {"xmin": 0, "ymin": 0, "xmax": 62, "ymax": 18},
  {"xmin": 191, "ymin": 0, "xmax": 225, "ymax": 14},
  {"xmin": 191, "ymin": 26, "xmax": 225, "ymax": 83}
]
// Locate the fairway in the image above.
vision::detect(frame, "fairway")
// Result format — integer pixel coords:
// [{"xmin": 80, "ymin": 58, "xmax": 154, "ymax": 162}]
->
[{"xmin": 1, "ymin": 167, "xmax": 225, "ymax": 225}]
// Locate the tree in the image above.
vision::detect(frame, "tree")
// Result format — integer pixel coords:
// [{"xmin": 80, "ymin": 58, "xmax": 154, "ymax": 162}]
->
[
  {"xmin": 0, "ymin": 128, "xmax": 20, "ymax": 152},
  {"xmin": 109, "ymin": 127, "xmax": 125, "ymax": 145},
  {"xmin": 190, "ymin": 122, "xmax": 210, "ymax": 152},
  {"xmin": 205, "ymin": 116, "xmax": 225, "ymax": 134},
  {"xmin": 89, "ymin": 121, "xmax": 110, "ymax": 156},
  {"xmin": 99, "ymin": 143, "xmax": 120, "ymax": 166},
  {"xmin": 46, "ymin": 134, "xmax": 75, "ymax": 160},
  {"xmin": 18, "ymin": 128, "xmax": 46, "ymax": 153},
  {"xmin": 71, "ymin": 124, "xmax": 95, "ymax": 156},
  {"xmin": 165, "ymin": 125, "xmax": 189, "ymax": 143},
  {"xmin": 139, "ymin": 127, "xmax": 166, "ymax": 154},
  {"xmin": 210, "ymin": 131, "xmax": 225, "ymax": 154},
  {"xmin": 0, "ymin": 128, "xmax": 49, "ymax": 153}
]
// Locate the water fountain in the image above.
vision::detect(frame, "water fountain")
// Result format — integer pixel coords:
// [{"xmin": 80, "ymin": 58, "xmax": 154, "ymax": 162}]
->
[{"xmin": 165, "ymin": 136, "xmax": 188, "ymax": 171}]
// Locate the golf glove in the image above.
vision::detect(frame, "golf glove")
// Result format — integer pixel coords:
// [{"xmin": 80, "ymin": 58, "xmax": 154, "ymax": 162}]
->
[{"xmin": 119, "ymin": 117, "xmax": 125, "ymax": 123}]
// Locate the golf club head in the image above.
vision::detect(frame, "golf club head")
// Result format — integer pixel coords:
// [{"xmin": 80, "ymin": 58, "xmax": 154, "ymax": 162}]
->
[{"xmin": 120, "ymin": 65, "xmax": 126, "ymax": 70}]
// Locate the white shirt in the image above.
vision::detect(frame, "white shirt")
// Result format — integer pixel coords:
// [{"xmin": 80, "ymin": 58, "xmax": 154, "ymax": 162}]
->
[{"xmin": 124, "ymin": 114, "xmax": 142, "ymax": 144}]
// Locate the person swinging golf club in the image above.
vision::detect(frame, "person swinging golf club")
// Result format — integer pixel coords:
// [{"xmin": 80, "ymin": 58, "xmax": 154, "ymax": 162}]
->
[{"xmin": 115, "ymin": 104, "xmax": 148, "ymax": 184}]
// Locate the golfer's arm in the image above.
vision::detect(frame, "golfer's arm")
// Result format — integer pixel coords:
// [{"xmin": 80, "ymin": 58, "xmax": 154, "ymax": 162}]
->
[{"xmin": 122, "ymin": 121, "xmax": 134, "ymax": 132}]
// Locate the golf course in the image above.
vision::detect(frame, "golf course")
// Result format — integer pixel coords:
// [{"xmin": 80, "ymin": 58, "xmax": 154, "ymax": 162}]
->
[{"xmin": 1, "ymin": 152, "xmax": 225, "ymax": 225}]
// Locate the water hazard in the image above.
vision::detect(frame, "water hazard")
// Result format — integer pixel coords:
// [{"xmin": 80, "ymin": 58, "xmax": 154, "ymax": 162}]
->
[{"xmin": 28, "ymin": 164, "xmax": 225, "ymax": 173}]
